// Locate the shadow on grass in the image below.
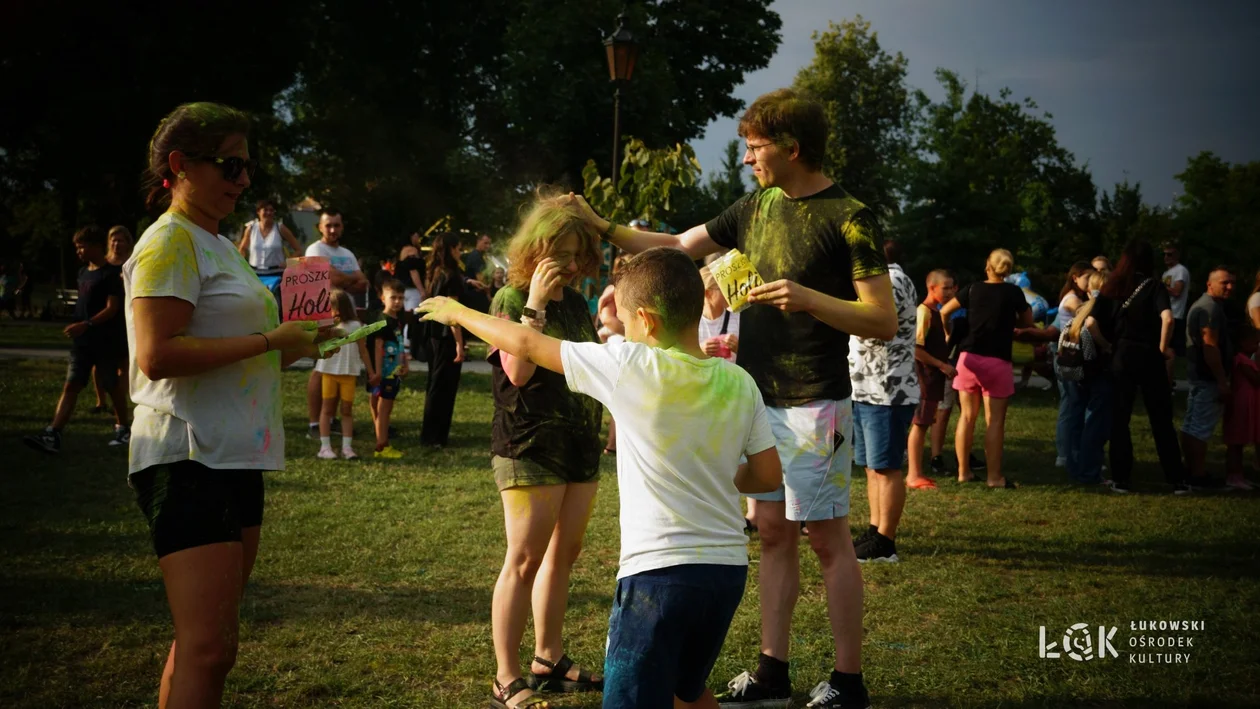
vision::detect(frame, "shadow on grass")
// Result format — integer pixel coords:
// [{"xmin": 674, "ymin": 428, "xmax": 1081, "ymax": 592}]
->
[
  {"xmin": 925, "ymin": 533, "xmax": 1260, "ymax": 581},
  {"xmin": 870, "ymin": 696, "xmax": 1254, "ymax": 709}
]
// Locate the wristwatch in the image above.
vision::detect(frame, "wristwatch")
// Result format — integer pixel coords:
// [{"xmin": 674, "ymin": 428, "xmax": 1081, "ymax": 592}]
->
[
  {"xmin": 522, "ymin": 306, "xmax": 542, "ymax": 320},
  {"xmin": 601, "ymin": 220, "xmax": 617, "ymax": 241}
]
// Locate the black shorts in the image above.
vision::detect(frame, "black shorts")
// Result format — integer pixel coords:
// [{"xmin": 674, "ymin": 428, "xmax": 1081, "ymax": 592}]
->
[
  {"xmin": 131, "ymin": 460, "xmax": 264, "ymax": 558},
  {"xmin": 66, "ymin": 344, "xmax": 121, "ymax": 388},
  {"xmin": 1172, "ymin": 318, "xmax": 1187, "ymax": 356}
]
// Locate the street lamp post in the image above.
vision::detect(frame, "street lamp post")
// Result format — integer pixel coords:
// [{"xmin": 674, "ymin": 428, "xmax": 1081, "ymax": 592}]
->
[{"xmin": 603, "ymin": 11, "xmax": 639, "ymax": 192}]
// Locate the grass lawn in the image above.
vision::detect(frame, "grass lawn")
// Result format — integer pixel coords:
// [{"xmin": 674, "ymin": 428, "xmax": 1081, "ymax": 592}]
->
[
  {"xmin": 0, "ymin": 320, "xmax": 75, "ymax": 350},
  {"xmin": 1, "ymin": 359, "xmax": 1257, "ymax": 708}
]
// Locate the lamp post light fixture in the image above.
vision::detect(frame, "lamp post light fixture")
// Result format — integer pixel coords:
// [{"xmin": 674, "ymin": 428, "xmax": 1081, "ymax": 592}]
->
[{"xmin": 603, "ymin": 10, "xmax": 639, "ymax": 190}]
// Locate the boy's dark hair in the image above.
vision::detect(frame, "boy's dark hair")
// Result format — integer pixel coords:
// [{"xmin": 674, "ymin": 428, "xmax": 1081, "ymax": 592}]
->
[
  {"xmin": 319, "ymin": 207, "xmax": 342, "ymax": 220},
  {"xmin": 737, "ymin": 88, "xmax": 828, "ymax": 170},
  {"xmin": 380, "ymin": 277, "xmax": 406, "ymax": 294},
  {"xmin": 883, "ymin": 239, "xmax": 902, "ymax": 265},
  {"xmin": 73, "ymin": 225, "xmax": 107, "ymax": 247},
  {"xmin": 612, "ymin": 247, "xmax": 704, "ymax": 336}
]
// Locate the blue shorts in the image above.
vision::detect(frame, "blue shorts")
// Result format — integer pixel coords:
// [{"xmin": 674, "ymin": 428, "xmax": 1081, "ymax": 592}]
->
[
  {"xmin": 368, "ymin": 377, "xmax": 401, "ymax": 401},
  {"xmin": 604, "ymin": 564, "xmax": 747, "ymax": 708},
  {"xmin": 747, "ymin": 399, "xmax": 853, "ymax": 521},
  {"xmin": 853, "ymin": 402, "xmax": 916, "ymax": 470},
  {"xmin": 1181, "ymin": 381, "xmax": 1223, "ymax": 442}
]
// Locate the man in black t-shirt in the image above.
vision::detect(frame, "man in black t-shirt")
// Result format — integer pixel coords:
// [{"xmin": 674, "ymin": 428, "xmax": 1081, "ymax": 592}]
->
[
  {"xmin": 24, "ymin": 226, "xmax": 131, "ymax": 454},
  {"xmin": 569, "ymin": 88, "xmax": 895, "ymax": 709}
]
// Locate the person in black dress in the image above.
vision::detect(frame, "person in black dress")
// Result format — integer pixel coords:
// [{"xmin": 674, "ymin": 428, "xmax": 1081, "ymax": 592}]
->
[{"xmin": 419, "ymin": 232, "xmax": 466, "ymax": 447}]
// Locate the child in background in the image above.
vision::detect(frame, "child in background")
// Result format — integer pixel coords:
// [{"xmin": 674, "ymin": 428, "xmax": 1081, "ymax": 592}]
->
[
  {"xmin": 1224, "ymin": 325, "xmax": 1259, "ymax": 490},
  {"xmin": 316, "ymin": 289, "xmax": 372, "ymax": 459},
  {"xmin": 419, "ymin": 247, "xmax": 782, "ymax": 709},
  {"xmin": 368, "ymin": 278, "xmax": 408, "ymax": 459}
]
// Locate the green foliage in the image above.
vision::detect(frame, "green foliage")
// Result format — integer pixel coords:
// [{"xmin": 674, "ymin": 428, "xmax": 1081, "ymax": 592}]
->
[
  {"xmin": 793, "ymin": 16, "xmax": 918, "ymax": 218},
  {"xmin": 1173, "ymin": 152, "xmax": 1260, "ymax": 283},
  {"xmin": 667, "ymin": 139, "xmax": 749, "ymax": 230},
  {"xmin": 894, "ymin": 70, "xmax": 1098, "ymax": 287},
  {"xmin": 581, "ymin": 138, "xmax": 701, "ymax": 226},
  {"xmin": 1, "ymin": 0, "xmax": 781, "ymax": 279}
]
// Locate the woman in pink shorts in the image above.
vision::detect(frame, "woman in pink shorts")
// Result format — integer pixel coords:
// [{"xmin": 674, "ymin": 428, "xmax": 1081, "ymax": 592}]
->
[{"xmin": 940, "ymin": 249, "xmax": 1033, "ymax": 487}]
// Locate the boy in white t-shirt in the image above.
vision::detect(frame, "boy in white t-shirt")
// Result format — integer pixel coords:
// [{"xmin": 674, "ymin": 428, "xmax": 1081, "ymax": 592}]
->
[{"xmin": 419, "ymin": 247, "xmax": 781, "ymax": 709}]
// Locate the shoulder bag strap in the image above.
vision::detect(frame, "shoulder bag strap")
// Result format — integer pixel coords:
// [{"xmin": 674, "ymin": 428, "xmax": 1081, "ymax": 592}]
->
[{"xmin": 719, "ymin": 310, "xmax": 731, "ymax": 335}]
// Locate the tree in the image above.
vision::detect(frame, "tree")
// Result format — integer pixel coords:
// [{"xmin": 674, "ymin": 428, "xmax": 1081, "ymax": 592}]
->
[
  {"xmin": 581, "ymin": 138, "xmax": 701, "ymax": 226},
  {"xmin": 792, "ymin": 16, "xmax": 917, "ymax": 217},
  {"xmin": 895, "ymin": 70, "xmax": 1098, "ymax": 288},
  {"xmin": 1098, "ymin": 180, "xmax": 1144, "ymax": 258},
  {"xmin": 1172, "ymin": 151, "xmax": 1260, "ymax": 282},
  {"xmin": 0, "ymin": 0, "xmax": 307, "ymax": 284},
  {"xmin": 276, "ymin": 0, "xmax": 781, "ymax": 259},
  {"xmin": 667, "ymin": 139, "xmax": 748, "ymax": 230}
]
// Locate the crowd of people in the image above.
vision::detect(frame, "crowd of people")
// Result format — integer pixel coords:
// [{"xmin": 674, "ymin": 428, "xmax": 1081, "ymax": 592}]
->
[{"xmin": 13, "ymin": 88, "xmax": 1260, "ymax": 709}]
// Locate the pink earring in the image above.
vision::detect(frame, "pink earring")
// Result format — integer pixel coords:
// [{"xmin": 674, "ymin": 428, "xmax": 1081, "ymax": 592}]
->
[{"xmin": 162, "ymin": 178, "xmax": 171, "ymax": 188}]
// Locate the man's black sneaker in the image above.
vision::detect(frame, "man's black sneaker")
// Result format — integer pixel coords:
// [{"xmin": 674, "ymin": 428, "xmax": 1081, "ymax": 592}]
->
[
  {"xmin": 929, "ymin": 454, "xmax": 947, "ymax": 475},
  {"xmin": 855, "ymin": 532, "xmax": 899, "ymax": 564},
  {"xmin": 716, "ymin": 671, "xmax": 791, "ymax": 708},
  {"xmin": 852, "ymin": 526, "xmax": 876, "ymax": 547},
  {"xmin": 24, "ymin": 429, "xmax": 61, "ymax": 454},
  {"xmin": 1172, "ymin": 483, "xmax": 1193, "ymax": 495},
  {"xmin": 108, "ymin": 426, "xmax": 130, "ymax": 447},
  {"xmin": 805, "ymin": 680, "xmax": 872, "ymax": 708},
  {"xmin": 1187, "ymin": 477, "xmax": 1228, "ymax": 491}
]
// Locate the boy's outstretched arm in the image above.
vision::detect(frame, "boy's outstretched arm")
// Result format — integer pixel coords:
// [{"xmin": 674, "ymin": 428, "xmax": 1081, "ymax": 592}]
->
[{"xmin": 418, "ymin": 297, "xmax": 564, "ymax": 374}]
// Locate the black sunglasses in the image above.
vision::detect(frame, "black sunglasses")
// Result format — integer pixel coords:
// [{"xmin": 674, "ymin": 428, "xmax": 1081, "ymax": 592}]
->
[{"xmin": 189, "ymin": 155, "xmax": 256, "ymax": 182}]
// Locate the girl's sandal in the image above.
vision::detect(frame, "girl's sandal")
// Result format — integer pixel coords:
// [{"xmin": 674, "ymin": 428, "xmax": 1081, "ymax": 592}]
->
[
  {"xmin": 491, "ymin": 678, "xmax": 550, "ymax": 709},
  {"xmin": 529, "ymin": 654, "xmax": 603, "ymax": 692}
]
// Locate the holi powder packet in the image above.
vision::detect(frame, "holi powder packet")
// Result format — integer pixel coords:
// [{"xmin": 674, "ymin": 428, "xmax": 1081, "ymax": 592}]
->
[
  {"xmin": 319, "ymin": 320, "xmax": 387, "ymax": 355},
  {"xmin": 709, "ymin": 248, "xmax": 764, "ymax": 313},
  {"xmin": 282, "ymin": 256, "xmax": 334, "ymax": 325}
]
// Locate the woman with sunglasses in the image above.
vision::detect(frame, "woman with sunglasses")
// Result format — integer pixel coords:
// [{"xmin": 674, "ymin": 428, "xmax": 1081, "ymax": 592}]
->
[{"xmin": 125, "ymin": 102, "xmax": 326, "ymax": 708}]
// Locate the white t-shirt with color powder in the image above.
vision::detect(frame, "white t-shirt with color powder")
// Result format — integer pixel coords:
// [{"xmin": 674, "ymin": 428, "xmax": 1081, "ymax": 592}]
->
[
  {"xmin": 316, "ymin": 320, "xmax": 366, "ymax": 376},
  {"xmin": 1163, "ymin": 263, "xmax": 1191, "ymax": 319},
  {"xmin": 123, "ymin": 212, "xmax": 284, "ymax": 475},
  {"xmin": 305, "ymin": 240, "xmax": 364, "ymax": 309},
  {"xmin": 560, "ymin": 340, "xmax": 777, "ymax": 579}
]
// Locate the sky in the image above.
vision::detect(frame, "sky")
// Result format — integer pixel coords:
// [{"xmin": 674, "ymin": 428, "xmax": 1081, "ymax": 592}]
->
[{"xmin": 690, "ymin": 0, "xmax": 1260, "ymax": 206}]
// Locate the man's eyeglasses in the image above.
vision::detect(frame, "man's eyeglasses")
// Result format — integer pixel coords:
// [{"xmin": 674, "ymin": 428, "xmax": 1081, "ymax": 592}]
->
[
  {"xmin": 745, "ymin": 141, "xmax": 775, "ymax": 155},
  {"xmin": 189, "ymin": 155, "xmax": 256, "ymax": 182}
]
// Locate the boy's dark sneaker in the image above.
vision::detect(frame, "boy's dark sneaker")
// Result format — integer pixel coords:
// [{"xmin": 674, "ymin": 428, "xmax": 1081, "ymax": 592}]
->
[
  {"xmin": 805, "ymin": 680, "xmax": 872, "ymax": 708},
  {"xmin": 929, "ymin": 455, "xmax": 947, "ymax": 475},
  {"xmin": 1172, "ymin": 483, "xmax": 1193, "ymax": 496},
  {"xmin": 108, "ymin": 426, "xmax": 130, "ymax": 447},
  {"xmin": 969, "ymin": 453, "xmax": 985, "ymax": 470},
  {"xmin": 24, "ymin": 429, "xmax": 61, "ymax": 454},
  {"xmin": 716, "ymin": 671, "xmax": 791, "ymax": 708},
  {"xmin": 855, "ymin": 532, "xmax": 899, "ymax": 564}
]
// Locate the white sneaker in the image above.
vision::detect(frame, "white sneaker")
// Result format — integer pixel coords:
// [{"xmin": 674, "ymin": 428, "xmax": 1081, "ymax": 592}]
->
[
  {"xmin": 317, "ymin": 448, "xmax": 337, "ymax": 459},
  {"xmin": 342, "ymin": 448, "xmax": 359, "ymax": 460}
]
